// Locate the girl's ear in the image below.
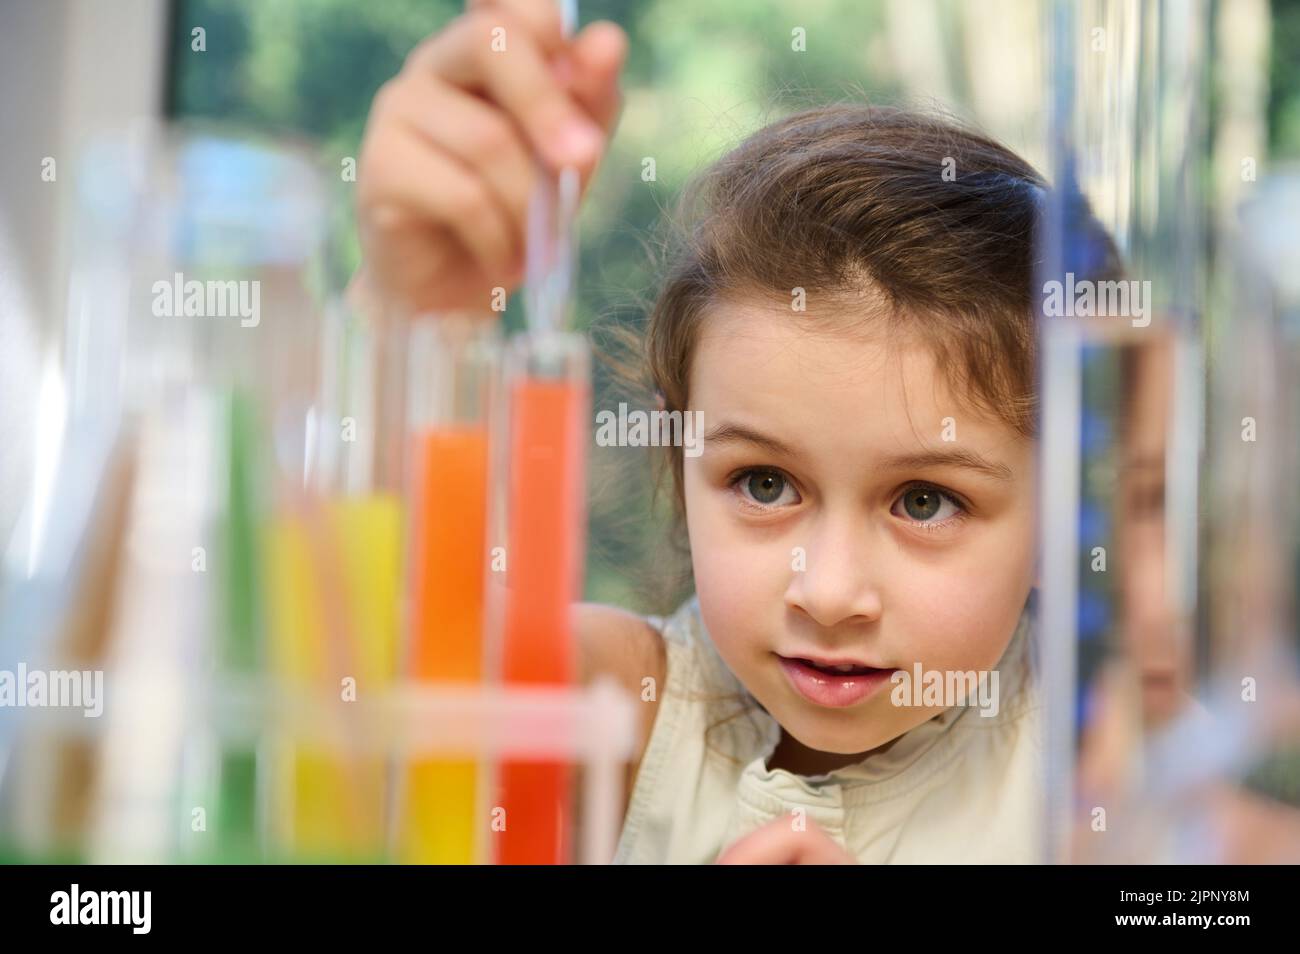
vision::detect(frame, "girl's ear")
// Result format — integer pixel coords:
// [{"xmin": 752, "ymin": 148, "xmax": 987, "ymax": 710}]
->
[{"xmin": 654, "ymin": 387, "xmax": 667, "ymax": 412}]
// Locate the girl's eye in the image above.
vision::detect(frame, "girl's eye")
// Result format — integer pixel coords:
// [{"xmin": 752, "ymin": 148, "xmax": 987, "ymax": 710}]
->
[
  {"xmin": 733, "ymin": 469, "xmax": 799, "ymax": 508},
  {"xmin": 892, "ymin": 486, "xmax": 963, "ymax": 526}
]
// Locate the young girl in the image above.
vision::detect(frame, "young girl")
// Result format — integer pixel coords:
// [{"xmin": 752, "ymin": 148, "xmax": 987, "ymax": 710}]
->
[{"xmin": 355, "ymin": 2, "xmax": 1046, "ymax": 864}]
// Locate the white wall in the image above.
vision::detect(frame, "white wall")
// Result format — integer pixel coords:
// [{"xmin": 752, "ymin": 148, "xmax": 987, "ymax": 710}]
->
[{"xmin": 0, "ymin": 0, "xmax": 168, "ymax": 551}]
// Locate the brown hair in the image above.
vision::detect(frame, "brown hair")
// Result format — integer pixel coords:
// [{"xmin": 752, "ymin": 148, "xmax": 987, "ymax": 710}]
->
[
  {"xmin": 631, "ymin": 104, "xmax": 1052, "ymax": 520},
  {"xmin": 593, "ymin": 103, "xmax": 1067, "ymax": 757}
]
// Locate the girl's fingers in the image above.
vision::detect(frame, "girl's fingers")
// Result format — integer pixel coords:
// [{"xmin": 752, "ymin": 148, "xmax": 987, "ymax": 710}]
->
[
  {"xmin": 384, "ymin": 77, "xmax": 536, "ymax": 260},
  {"xmin": 358, "ymin": 123, "xmax": 518, "ymax": 281},
  {"xmin": 466, "ymin": 0, "xmax": 567, "ymax": 55},
  {"xmin": 715, "ymin": 819, "xmax": 858, "ymax": 865},
  {"xmin": 565, "ymin": 20, "xmax": 628, "ymax": 134},
  {"xmin": 463, "ymin": 5, "xmax": 627, "ymax": 136},
  {"xmin": 406, "ymin": 8, "xmax": 605, "ymax": 173},
  {"xmin": 357, "ymin": 3, "xmax": 628, "ymax": 313},
  {"xmin": 714, "ymin": 825, "xmax": 796, "ymax": 865}
]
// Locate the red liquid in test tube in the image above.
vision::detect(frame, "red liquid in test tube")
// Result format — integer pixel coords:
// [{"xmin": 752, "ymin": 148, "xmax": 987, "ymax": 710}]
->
[{"xmin": 492, "ymin": 335, "xmax": 589, "ymax": 865}]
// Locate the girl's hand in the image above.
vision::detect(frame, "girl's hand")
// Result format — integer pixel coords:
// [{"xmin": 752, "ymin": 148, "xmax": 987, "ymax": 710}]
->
[
  {"xmin": 355, "ymin": 0, "xmax": 627, "ymax": 318},
  {"xmin": 715, "ymin": 818, "xmax": 859, "ymax": 865}
]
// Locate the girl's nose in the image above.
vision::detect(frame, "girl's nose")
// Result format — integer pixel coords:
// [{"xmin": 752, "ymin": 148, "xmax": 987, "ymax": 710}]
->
[{"xmin": 783, "ymin": 520, "xmax": 883, "ymax": 629}]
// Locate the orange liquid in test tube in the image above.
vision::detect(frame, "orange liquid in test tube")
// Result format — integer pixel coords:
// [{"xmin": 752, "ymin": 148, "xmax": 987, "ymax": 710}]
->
[
  {"xmin": 400, "ymin": 426, "xmax": 490, "ymax": 863},
  {"xmin": 409, "ymin": 428, "xmax": 489, "ymax": 679},
  {"xmin": 495, "ymin": 370, "xmax": 588, "ymax": 865}
]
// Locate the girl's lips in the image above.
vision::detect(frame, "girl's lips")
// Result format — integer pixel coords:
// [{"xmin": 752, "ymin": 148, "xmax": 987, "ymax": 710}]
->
[{"xmin": 777, "ymin": 656, "xmax": 897, "ymax": 708}]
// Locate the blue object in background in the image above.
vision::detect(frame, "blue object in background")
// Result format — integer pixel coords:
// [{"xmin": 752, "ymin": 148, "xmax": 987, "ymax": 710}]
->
[
  {"xmin": 1078, "ymin": 501, "xmax": 1109, "ymax": 548},
  {"xmin": 1077, "ymin": 589, "xmax": 1109, "ymax": 639},
  {"xmin": 1080, "ymin": 407, "xmax": 1111, "ymax": 456}
]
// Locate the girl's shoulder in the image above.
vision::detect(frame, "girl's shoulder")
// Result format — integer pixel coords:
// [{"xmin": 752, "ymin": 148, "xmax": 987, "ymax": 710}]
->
[
  {"xmin": 575, "ymin": 600, "xmax": 668, "ymax": 700},
  {"xmin": 574, "ymin": 596, "xmax": 742, "ymax": 802},
  {"xmin": 626, "ymin": 595, "xmax": 747, "ymax": 701},
  {"xmin": 575, "ymin": 595, "xmax": 713, "ymax": 696},
  {"xmin": 574, "ymin": 601, "xmax": 669, "ymax": 779}
]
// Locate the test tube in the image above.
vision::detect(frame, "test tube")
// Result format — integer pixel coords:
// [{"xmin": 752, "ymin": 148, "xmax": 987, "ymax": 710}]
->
[
  {"xmin": 1037, "ymin": 0, "xmax": 1212, "ymax": 863},
  {"xmin": 263, "ymin": 300, "xmax": 403, "ymax": 861},
  {"xmin": 487, "ymin": 331, "xmax": 590, "ymax": 865},
  {"xmin": 397, "ymin": 313, "xmax": 499, "ymax": 864},
  {"xmin": 211, "ymin": 389, "xmax": 265, "ymax": 861}
]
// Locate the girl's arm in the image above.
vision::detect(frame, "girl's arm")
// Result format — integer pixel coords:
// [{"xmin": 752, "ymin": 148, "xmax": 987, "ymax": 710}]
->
[{"xmin": 575, "ymin": 602, "xmax": 666, "ymax": 822}]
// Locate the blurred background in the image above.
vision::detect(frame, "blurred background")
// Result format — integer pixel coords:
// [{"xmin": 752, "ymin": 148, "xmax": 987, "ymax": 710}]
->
[
  {"xmin": 2, "ymin": 0, "xmax": 1299, "ymax": 864},
  {"xmin": 4, "ymin": 0, "xmax": 1299, "ymax": 610},
  {"xmin": 166, "ymin": 0, "xmax": 1054, "ymax": 613}
]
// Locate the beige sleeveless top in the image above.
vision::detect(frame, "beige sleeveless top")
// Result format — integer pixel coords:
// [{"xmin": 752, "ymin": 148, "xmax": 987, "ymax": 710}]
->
[{"xmin": 613, "ymin": 596, "xmax": 1044, "ymax": 864}]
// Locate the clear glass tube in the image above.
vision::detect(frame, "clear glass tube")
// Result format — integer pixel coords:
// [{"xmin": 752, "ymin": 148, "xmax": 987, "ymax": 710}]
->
[
  {"xmin": 486, "ymin": 328, "xmax": 590, "ymax": 865},
  {"xmin": 1038, "ymin": 0, "xmax": 1212, "ymax": 863},
  {"xmin": 397, "ymin": 312, "xmax": 500, "ymax": 864}
]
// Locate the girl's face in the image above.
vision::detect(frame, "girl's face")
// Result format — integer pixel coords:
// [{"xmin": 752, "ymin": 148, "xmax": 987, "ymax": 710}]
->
[{"xmin": 683, "ymin": 297, "xmax": 1037, "ymax": 765}]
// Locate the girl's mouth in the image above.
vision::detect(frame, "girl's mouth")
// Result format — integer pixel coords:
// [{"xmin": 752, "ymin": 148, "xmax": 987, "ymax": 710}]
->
[{"xmin": 776, "ymin": 656, "xmax": 897, "ymax": 708}]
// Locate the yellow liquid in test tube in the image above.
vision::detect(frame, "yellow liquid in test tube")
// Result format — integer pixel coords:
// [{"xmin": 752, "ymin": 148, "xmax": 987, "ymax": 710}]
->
[{"xmin": 264, "ymin": 493, "xmax": 402, "ymax": 861}]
